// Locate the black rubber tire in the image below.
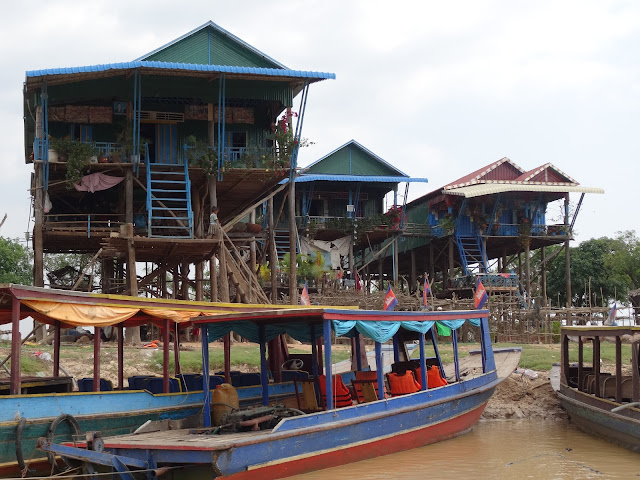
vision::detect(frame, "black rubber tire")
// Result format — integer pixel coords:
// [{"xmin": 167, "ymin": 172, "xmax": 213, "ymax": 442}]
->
[{"xmin": 46, "ymin": 414, "xmax": 82, "ymax": 471}]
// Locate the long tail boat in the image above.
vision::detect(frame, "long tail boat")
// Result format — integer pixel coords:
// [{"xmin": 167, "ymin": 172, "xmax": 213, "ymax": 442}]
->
[
  {"xmin": 0, "ymin": 284, "xmax": 335, "ymax": 477},
  {"xmin": 37, "ymin": 306, "xmax": 521, "ymax": 479},
  {"xmin": 556, "ymin": 325, "xmax": 640, "ymax": 452}
]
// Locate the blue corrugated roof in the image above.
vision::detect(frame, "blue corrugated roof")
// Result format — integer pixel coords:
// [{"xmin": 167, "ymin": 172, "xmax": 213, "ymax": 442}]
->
[
  {"xmin": 25, "ymin": 61, "xmax": 335, "ymax": 80},
  {"xmin": 280, "ymin": 175, "xmax": 428, "ymax": 184}
]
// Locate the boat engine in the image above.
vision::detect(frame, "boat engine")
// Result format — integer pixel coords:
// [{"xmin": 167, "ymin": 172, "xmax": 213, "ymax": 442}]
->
[{"xmin": 219, "ymin": 404, "xmax": 304, "ymax": 432}]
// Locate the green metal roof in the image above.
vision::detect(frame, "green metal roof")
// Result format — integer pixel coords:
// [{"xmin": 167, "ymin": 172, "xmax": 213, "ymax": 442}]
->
[
  {"xmin": 137, "ymin": 21, "xmax": 285, "ymax": 69},
  {"xmin": 304, "ymin": 140, "xmax": 407, "ymax": 177}
]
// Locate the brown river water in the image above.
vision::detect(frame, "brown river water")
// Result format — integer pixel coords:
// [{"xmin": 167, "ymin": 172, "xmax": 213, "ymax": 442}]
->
[{"xmin": 290, "ymin": 420, "xmax": 639, "ymax": 480}]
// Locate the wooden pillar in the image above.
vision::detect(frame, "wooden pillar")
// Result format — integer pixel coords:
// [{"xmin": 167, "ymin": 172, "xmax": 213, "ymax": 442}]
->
[
  {"xmin": 125, "ymin": 168, "xmax": 133, "ymax": 225},
  {"xmin": 288, "ymin": 179, "xmax": 297, "ymax": 304},
  {"xmin": 162, "ymin": 319, "xmax": 170, "ymax": 393},
  {"xmin": 181, "ymin": 262, "xmax": 189, "ymax": 300},
  {"xmin": 410, "ymin": 249, "xmax": 417, "ymax": 294},
  {"xmin": 448, "ymin": 237, "xmax": 454, "ymax": 287},
  {"xmin": 219, "ymin": 244, "xmax": 230, "ymax": 302},
  {"xmin": 53, "ymin": 321, "xmax": 60, "ymax": 377},
  {"xmin": 125, "ymin": 235, "xmax": 140, "ymax": 345},
  {"xmin": 632, "ymin": 342, "xmax": 639, "ymax": 402},
  {"xmin": 429, "ymin": 243, "xmax": 435, "ymax": 288},
  {"xmin": 524, "ymin": 239, "xmax": 531, "ymax": 306},
  {"xmin": 210, "ymin": 256, "xmax": 218, "ymax": 302},
  {"xmin": 117, "ymin": 325, "xmax": 124, "ymax": 390},
  {"xmin": 93, "ymin": 327, "xmax": 101, "ymax": 392},
  {"xmin": 393, "ymin": 237, "xmax": 399, "ymax": 287},
  {"xmin": 224, "ymin": 334, "xmax": 231, "ymax": 383},
  {"xmin": 541, "ymin": 246, "xmax": 547, "ymax": 304},
  {"xmin": 193, "ymin": 187, "xmax": 204, "ymax": 302},
  {"xmin": 615, "ymin": 336, "xmax": 622, "ymax": 402},
  {"xmin": 10, "ymin": 296, "xmax": 21, "ymax": 395},
  {"xmin": 378, "ymin": 259, "xmax": 384, "ymax": 291},
  {"xmin": 564, "ymin": 194, "xmax": 572, "ymax": 308},
  {"xmin": 348, "ymin": 235, "xmax": 355, "ymax": 282},
  {"xmin": 267, "ymin": 197, "xmax": 278, "ymax": 302},
  {"xmin": 33, "ymin": 164, "xmax": 45, "ymax": 342},
  {"xmin": 174, "ymin": 322, "xmax": 181, "ymax": 375},
  {"xmin": 250, "ymin": 210, "xmax": 257, "ymax": 303}
]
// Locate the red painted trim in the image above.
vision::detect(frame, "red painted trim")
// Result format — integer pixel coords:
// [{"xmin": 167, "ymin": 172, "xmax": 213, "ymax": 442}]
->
[{"xmin": 231, "ymin": 402, "xmax": 487, "ymax": 479}]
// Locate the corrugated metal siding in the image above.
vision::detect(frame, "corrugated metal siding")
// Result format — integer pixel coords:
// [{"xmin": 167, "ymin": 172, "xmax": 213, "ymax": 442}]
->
[
  {"xmin": 306, "ymin": 143, "xmax": 405, "ymax": 176},
  {"xmin": 146, "ymin": 30, "xmax": 210, "ymax": 64},
  {"xmin": 210, "ymin": 30, "xmax": 281, "ymax": 68},
  {"xmin": 484, "ymin": 162, "xmax": 523, "ymax": 181},
  {"xmin": 136, "ymin": 28, "xmax": 282, "ymax": 68},
  {"xmin": 530, "ymin": 168, "xmax": 566, "ymax": 183}
]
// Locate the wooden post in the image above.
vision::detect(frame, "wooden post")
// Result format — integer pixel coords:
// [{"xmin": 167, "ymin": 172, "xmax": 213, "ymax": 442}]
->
[
  {"xmin": 53, "ymin": 321, "xmax": 60, "ymax": 377},
  {"xmin": 410, "ymin": 249, "xmax": 417, "ymax": 294},
  {"xmin": 174, "ymin": 322, "xmax": 181, "ymax": 375},
  {"xmin": 33, "ymin": 164, "xmax": 45, "ymax": 342},
  {"xmin": 378, "ymin": 259, "xmax": 384, "ymax": 291},
  {"xmin": 429, "ymin": 243, "xmax": 435, "ymax": 288},
  {"xmin": 564, "ymin": 194, "xmax": 572, "ymax": 309},
  {"xmin": 250, "ymin": 210, "xmax": 257, "ymax": 303},
  {"xmin": 349, "ymin": 234, "xmax": 355, "ymax": 284},
  {"xmin": 524, "ymin": 239, "xmax": 531, "ymax": 306},
  {"xmin": 393, "ymin": 237, "xmax": 399, "ymax": 287},
  {"xmin": 541, "ymin": 246, "xmax": 547, "ymax": 304},
  {"xmin": 210, "ymin": 256, "xmax": 218, "ymax": 302},
  {"xmin": 448, "ymin": 237, "xmax": 454, "ymax": 288},
  {"xmin": 125, "ymin": 233, "xmax": 141, "ymax": 345},
  {"xmin": 219, "ymin": 243, "xmax": 230, "ymax": 303},
  {"xmin": 224, "ymin": 334, "xmax": 231, "ymax": 383},
  {"xmin": 615, "ymin": 336, "xmax": 622, "ymax": 402},
  {"xmin": 162, "ymin": 319, "xmax": 170, "ymax": 393},
  {"xmin": 193, "ymin": 187, "xmax": 204, "ymax": 302},
  {"xmin": 117, "ymin": 325, "xmax": 124, "ymax": 390},
  {"xmin": 93, "ymin": 327, "xmax": 101, "ymax": 392},
  {"xmin": 125, "ymin": 168, "xmax": 133, "ymax": 225},
  {"xmin": 268, "ymin": 197, "xmax": 278, "ymax": 302},
  {"xmin": 10, "ymin": 296, "xmax": 21, "ymax": 395},
  {"xmin": 288, "ymin": 178, "xmax": 297, "ymax": 304}
]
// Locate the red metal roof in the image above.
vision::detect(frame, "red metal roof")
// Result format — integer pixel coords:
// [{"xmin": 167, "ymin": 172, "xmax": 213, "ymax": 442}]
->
[
  {"xmin": 443, "ymin": 157, "xmax": 525, "ymax": 189},
  {"xmin": 514, "ymin": 163, "xmax": 577, "ymax": 184}
]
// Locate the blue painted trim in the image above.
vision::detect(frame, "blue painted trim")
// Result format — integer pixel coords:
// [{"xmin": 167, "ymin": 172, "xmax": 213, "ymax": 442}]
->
[
  {"xmin": 480, "ymin": 316, "xmax": 496, "ymax": 372},
  {"xmin": 392, "ymin": 334, "xmax": 400, "ymax": 363},
  {"xmin": 292, "ymin": 175, "xmax": 428, "ymax": 183},
  {"xmin": 375, "ymin": 342, "xmax": 384, "ymax": 399},
  {"xmin": 26, "ymin": 61, "xmax": 335, "ymax": 81},
  {"xmin": 310, "ymin": 325, "xmax": 319, "ymax": 379},
  {"xmin": 259, "ymin": 325, "xmax": 269, "ymax": 406},
  {"xmin": 323, "ymin": 319, "xmax": 333, "ymax": 410},
  {"xmin": 201, "ymin": 327, "xmax": 211, "ymax": 427},
  {"xmin": 419, "ymin": 333, "xmax": 427, "ymax": 390},
  {"xmin": 430, "ymin": 327, "xmax": 445, "ymax": 378}
]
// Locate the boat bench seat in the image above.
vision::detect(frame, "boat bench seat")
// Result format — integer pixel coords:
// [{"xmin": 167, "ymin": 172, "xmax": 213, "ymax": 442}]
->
[
  {"xmin": 585, "ymin": 373, "xmax": 612, "ymax": 396},
  {"xmin": 601, "ymin": 376, "xmax": 632, "ymax": 399}
]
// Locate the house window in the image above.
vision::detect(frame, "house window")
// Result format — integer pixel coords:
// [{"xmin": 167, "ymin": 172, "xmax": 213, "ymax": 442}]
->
[{"xmin": 229, "ymin": 131, "xmax": 247, "ymax": 148}]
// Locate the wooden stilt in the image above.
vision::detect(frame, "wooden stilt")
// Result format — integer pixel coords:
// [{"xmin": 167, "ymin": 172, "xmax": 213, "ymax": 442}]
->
[
  {"xmin": 163, "ymin": 319, "xmax": 170, "ymax": 393},
  {"xmin": 410, "ymin": 249, "xmax": 417, "ymax": 294},
  {"xmin": 93, "ymin": 328, "xmax": 101, "ymax": 392},
  {"xmin": 250, "ymin": 210, "xmax": 257, "ymax": 304},
  {"xmin": 10, "ymin": 296, "xmax": 21, "ymax": 395},
  {"xmin": 118, "ymin": 325, "xmax": 124, "ymax": 390},
  {"xmin": 53, "ymin": 321, "xmax": 60, "ymax": 377},
  {"xmin": 268, "ymin": 197, "xmax": 278, "ymax": 302},
  {"xmin": 288, "ymin": 177, "xmax": 297, "ymax": 304}
]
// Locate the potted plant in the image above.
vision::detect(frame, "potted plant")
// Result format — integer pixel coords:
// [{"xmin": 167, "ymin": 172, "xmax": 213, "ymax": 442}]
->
[
  {"xmin": 185, "ymin": 135, "xmax": 219, "ymax": 178},
  {"xmin": 65, "ymin": 141, "xmax": 97, "ymax": 189},
  {"xmin": 49, "ymin": 136, "xmax": 74, "ymax": 162}
]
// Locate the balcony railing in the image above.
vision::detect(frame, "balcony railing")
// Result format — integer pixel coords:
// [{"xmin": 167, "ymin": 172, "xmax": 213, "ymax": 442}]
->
[{"xmin": 44, "ymin": 214, "xmax": 127, "ymax": 238}]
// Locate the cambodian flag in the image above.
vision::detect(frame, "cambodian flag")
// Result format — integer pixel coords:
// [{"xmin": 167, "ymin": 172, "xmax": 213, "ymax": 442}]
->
[
  {"xmin": 300, "ymin": 282, "xmax": 311, "ymax": 306},
  {"xmin": 383, "ymin": 285, "xmax": 398, "ymax": 311},
  {"xmin": 474, "ymin": 278, "xmax": 488, "ymax": 310},
  {"xmin": 423, "ymin": 277, "xmax": 431, "ymax": 307}
]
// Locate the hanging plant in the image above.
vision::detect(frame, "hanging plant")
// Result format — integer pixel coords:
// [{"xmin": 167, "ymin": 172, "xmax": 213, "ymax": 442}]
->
[{"xmin": 65, "ymin": 141, "xmax": 97, "ymax": 189}]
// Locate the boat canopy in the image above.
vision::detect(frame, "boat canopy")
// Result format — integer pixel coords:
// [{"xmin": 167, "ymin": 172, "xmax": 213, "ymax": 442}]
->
[
  {"xmin": 563, "ymin": 325, "xmax": 640, "ymax": 344},
  {"xmin": 194, "ymin": 308, "xmax": 488, "ymax": 344},
  {"xmin": 0, "ymin": 284, "xmax": 356, "ymax": 328}
]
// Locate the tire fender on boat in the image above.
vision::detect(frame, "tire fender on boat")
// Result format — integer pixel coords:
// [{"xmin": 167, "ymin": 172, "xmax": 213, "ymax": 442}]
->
[
  {"xmin": 15, "ymin": 417, "xmax": 32, "ymax": 474},
  {"xmin": 46, "ymin": 414, "xmax": 82, "ymax": 470}
]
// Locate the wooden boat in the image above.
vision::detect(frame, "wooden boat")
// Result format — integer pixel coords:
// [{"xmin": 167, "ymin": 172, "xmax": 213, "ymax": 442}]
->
[
  {"xmin": 0, "ymin": 284, "xmax": 334, "ymax": 477},
  {"xmin": 556, "ymin": 325, "xmax": 640, "ymax": 452},
  {"xmin": 38, "ymin": 307, "xmax": 521, "ymax": 479}
]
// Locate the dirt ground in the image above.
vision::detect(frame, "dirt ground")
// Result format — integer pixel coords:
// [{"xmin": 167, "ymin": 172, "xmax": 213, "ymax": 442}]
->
[{"xmin": 483, "ymin": 372, "xmax": 564, "ymax": 420}]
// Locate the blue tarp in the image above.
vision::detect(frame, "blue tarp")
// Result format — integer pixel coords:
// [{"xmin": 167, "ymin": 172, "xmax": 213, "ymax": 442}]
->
[{"xmin": 206, "ymin": 317, "xmax": 481, "ymax": 344}]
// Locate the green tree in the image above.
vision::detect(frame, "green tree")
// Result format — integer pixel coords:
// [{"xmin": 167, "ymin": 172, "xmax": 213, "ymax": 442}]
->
[
  {"xmin": 545, "ymin": 236, "xmax": 630, "ymax": 306},
  {"xmin": 0, "ymin": 237, "xmax": 33, "ymax": 284},
  {"xmin": 604, "ymin": 230, "xmax": 640, "ymax": 291}
]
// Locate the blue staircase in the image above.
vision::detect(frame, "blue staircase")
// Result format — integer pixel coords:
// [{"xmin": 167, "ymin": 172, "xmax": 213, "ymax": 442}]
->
[
  {"xmin": 455, "ymin": 231, "xmax": 488, "ymax": 275},
  {"xmin": 146, "ymin": 162, "xmax": 193, "ymax": 238},
  {"xmin": 275, "ymin": 229, "xmax": 295, "ymax": 260}
]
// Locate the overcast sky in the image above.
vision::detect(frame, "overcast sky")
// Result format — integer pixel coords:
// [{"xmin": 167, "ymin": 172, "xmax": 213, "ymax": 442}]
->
[{"xmin": 1, "ymin": 0, "xmax": 638, "ymax": 245}]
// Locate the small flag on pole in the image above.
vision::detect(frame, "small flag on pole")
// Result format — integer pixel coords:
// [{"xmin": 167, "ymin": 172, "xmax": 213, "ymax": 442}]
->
[
  {"xmin": 383, "ymin": 285, "xmax": 398, "ymax": 311},
  {"xmin": 355, "ymin": 271, "xmax": 362, "ymax": 291},
  {"xmin": 300, "ymin": 282, "xmax": 311, "ymax": 306},
  {"xmin": 604, "ymin": 303, "xmax": 617, "ymax": 326},
  {"xmin": 474, "ymin": 278, "xmax": 488, "ymax": 310},
  {"xmin": 423, "ymin": 277, "xmax": 431, "ymax": 308}
]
